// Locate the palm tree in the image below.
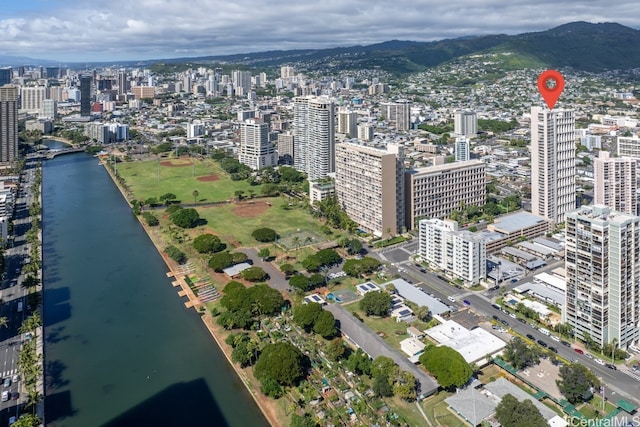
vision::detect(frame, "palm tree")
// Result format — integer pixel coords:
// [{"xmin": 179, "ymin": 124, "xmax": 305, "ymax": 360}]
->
[
  {"xmin": 192, "ymin": 189, "xmax": 199, "ymax": 205},
  {"xmin": 0, "ymin": 317, "xmax": 8, "ymax": 328},
  {"xmin": 291, "ymin": 236, "xmax": 301, "ymax": 251},
  {"xmin": 304, "ymin": 236, "xmax": 313, "ymax": 247}
]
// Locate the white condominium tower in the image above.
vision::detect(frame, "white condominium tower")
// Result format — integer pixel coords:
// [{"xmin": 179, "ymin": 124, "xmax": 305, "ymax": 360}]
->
[
  {"xmin": 564, "ymin": 205, "xmax": 640, "ymax": 350},
  {"xmin": 594, "ymin": 151, "xmax": 637, "ymax": 215},
  {"xmin": 337, "ymin": 109, "xmax": 358, "ymax": 138},
  {"xmin": 293, "ymin": 96, "xmax": 335, "ymax": 181},
  {"xmin": 335, "ymin": 142, "xmax": 404, "ymax": 238},
  {"xmin": 238, "ymin": 119, "xmax": 277, "ymax": 170},
  {"xmin": 381, "ymin": 99, "xmax": 411, "ymax": 131},
  {"xmin": 530, "ymin": 107, "xmax": 576, "ymax": 224},
  {"xmin": 454, "ymin": 110, "xmax": 477, "ymax": 137}
]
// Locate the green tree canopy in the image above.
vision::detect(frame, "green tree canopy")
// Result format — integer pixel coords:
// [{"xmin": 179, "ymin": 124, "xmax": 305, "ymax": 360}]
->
[
  {"xmin": 495, "ymin": 394, "xmax": 547, "ymax": 427},
  {"xmin": 170, "ymin": 207, "xmax": 200, "ymax": 228},
  {"xmin": 343, "ymin": 257, "xmax": 381, "ymax": 277},
  {"xmin": 252, "ymin": 227, "xmax": 278, "ymax": 242},
  {"xmin": 241, "ymin": 266, "xmax": 268, "ymax": 282},
  {"xmin": 313, "ymin": 310, "xmax": 337, "ymax": 339},
  {"xmin": 556, "ymin": 363, "xmax": 601, "ymax": 404},
  {"xmin": 293, "ymin": 303, "xmax": 323, "ymax": 331},
  {"xmin": 209, "ymin": 252, "xmax": 233, "ymax": 272},
  {"xmin": 419, "ymin": 345, "xmax": 473, "ymax": 390},
  {"xmin": 346, "ymin": 349, "xmax": 371, "ymax": 376},
  {"xmin": 503, "ymin": 337, "xmax": 542, "ymax": 370},
  {"xmin": 289, "ymin": 274, "xmax": 311, "ymax": 291},
  {"xmin": 193, "ymin": 233, "xmax": 226, "ymax": 253},
  {"xmin": 280, "ymin": 263, "xmax": 296, "ymax": 276},
  {"xmin": 325, "ymin": 338, "xmax": 346, "ymax": 362},
  {"xmin": 359, "ymin": 291, "xmax": 392, "ymax": 317},
  {"xmin": 164, "ymin": 245, "xmax": 186, "ymax": 264},
  {"xmin": 254, "ymin": 342, "xmax": 308, "ymax": 386}
]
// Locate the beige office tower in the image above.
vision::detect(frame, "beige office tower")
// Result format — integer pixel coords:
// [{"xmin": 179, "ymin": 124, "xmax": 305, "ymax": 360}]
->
[
  {"xmin": 337, "ymin": 109, "xmax": 358, "ymax": 138},
  {"xmin": 530, "ymin": 107, "xmax": 576, "ymax": 224},
  {"xmin": 564, "ymin": 205, "xmax": 640, "ymax": 350},
  {"xmin": 20, "ymin": 86, "xmax": 46, "ymax": 111},
  {"xmin": 335, "ymin": 142, "xmax": 404, "ymax": 238},
  {"xmin": 404, "ymin": 160, "xmax": 486, "ymax": 229},
  {"xmin": 293, "ymin": 96, "xmax": 335, "ymax": 181},
  {"xmin": 594, "ymin": 151, "xmax": 637, "ymax": 215},
  {"xmin": 0, "ymin": 85, "xmax": 19, "ymax": 162},
  {"xmin": 238, "ymin": 119, "xmax": 277, "ymax": 170}
]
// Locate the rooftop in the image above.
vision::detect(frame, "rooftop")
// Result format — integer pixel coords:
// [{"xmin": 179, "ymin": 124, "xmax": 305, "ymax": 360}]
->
[
  {"xmin": 385, "ymin": 279, "xmax": 451, "ymax": 315},
  {"xmin": 490, "ymin": 211, "xmax": 549, "ymax": 234}
]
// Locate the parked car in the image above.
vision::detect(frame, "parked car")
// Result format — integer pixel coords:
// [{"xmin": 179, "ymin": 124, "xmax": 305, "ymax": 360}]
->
[
  {"xmin": 509, "ymin": 313, "xmax": 517, "ymax": 319},
  {"xmin": 463, "ymin": 299, "xmax": 471, "ymax": 305},
  {"xmin": 500, "ymin": 319, "xmax": 509, "ymax": 326},
  {"xmin": 561, "ymin": 340, "xmax": 571, "ymax": 347},
  {"xmin": 594, "ymin": 358, "xmax": 605, "ymax": 366},
  {"xmin": 3, "ymin": 378, "xmax": 10, "ymax": 388},
  {"xmin": 574, "ymin": 348, "xmax": 585, "ymax": 355},
  {"xmin": 526, "ymin": 334, "xmax": 535, "ymax": 340},
  {"xmin": 492, "ymin": 315, "xmax": 500, "ymax": 321},
  {"xmin": 548, "ymin": 346, "xmax": 558, "ymax": 353},
  {"xmin": 606, "ymin": 364, "xmax": 617, "ymax": 370},
  {"xmin": 537, "ymin": 339, "xmax": 548, "ymax": 348},
  {"xmin": 551, "ymin": 335, "xmax": 561, "ymax": 342},
  {"xmin": 1, "ymin": 391, "xmax": 8, "ymax": 402}
]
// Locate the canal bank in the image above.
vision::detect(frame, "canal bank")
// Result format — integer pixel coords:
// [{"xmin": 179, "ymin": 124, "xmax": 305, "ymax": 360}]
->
[{"xmin": 42, "ymin": 149, "xmax": 268, "ymax": 427}]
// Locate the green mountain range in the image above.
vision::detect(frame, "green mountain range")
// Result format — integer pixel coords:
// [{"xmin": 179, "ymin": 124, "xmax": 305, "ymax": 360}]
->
[{"xmin": 151, "ymin": 21, "xmax": 640, "ymax": 74}]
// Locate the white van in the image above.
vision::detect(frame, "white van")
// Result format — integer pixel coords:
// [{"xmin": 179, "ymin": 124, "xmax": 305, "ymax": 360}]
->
[{"xmin": 538, "ymin": 327, "xmax": 550, "ymax": 336}]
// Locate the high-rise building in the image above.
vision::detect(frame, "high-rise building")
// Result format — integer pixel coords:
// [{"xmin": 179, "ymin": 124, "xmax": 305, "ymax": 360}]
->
[
  {"xmin": 418, "ymin": 219, "xmax": 486, "ymax": 285},
  {"xmin": 293, "ymin": 96, "xmax": 335, "ymax": 181},
  {"xmin": 239, "ymin": 119, "xmax": 277, "ymax": 170},
  {"xmin": 594, "ymin": 151, "xmax": 637, "ymax": 215},
  {"xmin": 117, "ymin": 70, "xmax": 129, "ymax": 95},
  {"xmin": 405, "ymin": 160, "xmax": 486, "ymax": 229},
  {"xmin": 80, "ymin": 75, "xmax": 92, "ymax": 116},
  {"xmin": 131, "ymin": 86, "xmax": 156, "ymax": 100},
  {"xmin": 335, "ymin": 142, "xmax": 404, "ymax": 238},
  {"xmin": 40, "ymin": 99, "xmax": 58, "ymax": 119},
  {"xmin": 277, "ymin": 133, "xmax": 294, "ymax": 165},
  {"xmin": 381, "ymin": 100, "xmax": 411, "ymax": 131},
  {"xmin": 0, "ymin": 85, "xmax": 19, "ymax": 163},
  {"xmin": 564, "ymin": 205, "xmax": 640, "ymax": 350},
  {"xmin": 280, "ymin": 66, "xmax": 295, "ymax": 80},
  {"xmin": 20, "ymin": 86, "xmax": 46, "ymax": 111},
  {"xmin": 454, "ymin": 137, "xmax": 470, "ymax": 162},
  {"xmin": 357, "ymin": 124, "xmax": 374, "ymax": 142},
  {"xmin": 0, "ymin": 69, "xmax": 11, "ymax": 86},
  {"xmin": 617, "ymin": 135, "xmax": 640, "ymax": 159},
  {"xmin": 187, "ymin": 121, "xmax": 205, "ymax": 139},
  {"xmin": 530, "ymin": 107, "xmax": 576, "ymax": 224},
  {"xmin": 337, "ymin": 109, "xmax": 358, "ymax": 138},
  {"xmin": 232, "ymin": 70, "xmax": 252, "ymax": 97},
  {"xmin": 454, "ymin": 110, "xmax": 477, "ymax": 137}
]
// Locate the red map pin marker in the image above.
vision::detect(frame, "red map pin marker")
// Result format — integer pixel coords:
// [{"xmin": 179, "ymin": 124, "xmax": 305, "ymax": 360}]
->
[{"xmin": 537, "ymin": 70, "xmax": 565, "ymax": 110}]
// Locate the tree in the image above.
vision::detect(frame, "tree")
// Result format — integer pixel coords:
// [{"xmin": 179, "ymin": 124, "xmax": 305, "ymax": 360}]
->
[
  {"xmin": 313, "ymin": 310, "xmax": 337, "ymax": 339},
  {"xmin": 259, "ymin": 375, "xmax": 284, "ymax": 399},
  {"xmin": 293, "ymin": 303, "xmax": 323, "ymax": 331},
  {"xmin": 495, "ymin": 394, "xmax": 547, "ymax": 427},
  {"xmin": 9, "ymin": 413, "xmax": 40, "ymax": 427},
  {"xmin": 192, "ymin": 189, "xmax": 199, "ymax": 205},
  {"xmin": 346, "ymin": 238, "xmax": 363, "ymax": 255},
  {"xmin": 142, "ymin": 212, "xmax": 159, "ymax": 226},
  {"xmin": 503, "ymin": 337, "xmax": 542, "ymax": 369},
  {"xmin": 359, "ymin": 291, "xmax": 392, "ymax": 317},
  {"xmin": 21, "ymin": 275, "xmax": 40, "ymax": 290},
  {"xmin": 373, "ymin": 374, "xmax": 393, "ymax": 397},
  {"xmin": 557, "ymin": 363, "xmax": 601, "ymax": 404},
  {"xmin": 414, "ymin": 305, "xmax": 431, "ymax": 322},
  {"xmin": 393, "ymin": 370, "xmax": 417, "ymax": 400},
  {"xmin": 301, "ymin": 255, "xmax": 321, "ymax": 272},
  {"xmin": 315, "ymin": 248, "xmax": 341, "ymax": 266},
  {"xmin": 280, "ymin": 263, "xmax": 296, "ymax": 277},
  {"xmin": 241, "ymin": 266, "xmax": 267, "ymax": 282},
  {"xmin": 164, "ymin": 245, "xmax": 187, "ymax": 264},
  {"xmin": 254, "ymin": 342, "xmax": 307, "ymax": 386},
  {"xmin": 419, "ymin": 346, "xmax": 473, "ymax": 390},
  {"xmin": 159, "ymin": 192, "xmax": 177, "ymax": 205},
  {"xmin": 308, "ymin": 273, "xmax": 325, "ymax": 289},
  {"xmin": 209, "ymin": 252, "xmax": 233, "ymax": 272},
  {"xmin": 291, "ymin": 236, "xmax": 301, "ymax": 250},
  {"xmin": 258, "ymin": 247, "xmax": 270, "ymax": 261},
  {"xmin": 346, "ymin": 349, "xmax": 371, "ymax": 376},
  {"xmin": 325, "ymin": 338, "xmax": 346, "ymax": 362},
  {"xmin": 343, "ymin": 257, "xmax": 381, "ymax": 277},
  {"xmin": 170, "ymin": 207, "xmax": 200, "ymax": 228},
  {"xmin": 0, "ymin": 317, "xmax": 7, "ymax": 328},
  {"xmin": 193, "ymin": 234, "xmax": 226, "ymax": 253},
  {"xmin": 289, "ymin": 274, "xmax": 311, "ymax": 292},
  {"xmin": 290, "ymin": 413, "xmax": 318, "ymax": 427},
  {"xmin": 252, "ymin": 228, "xmax": 278, "ymax": 242}
]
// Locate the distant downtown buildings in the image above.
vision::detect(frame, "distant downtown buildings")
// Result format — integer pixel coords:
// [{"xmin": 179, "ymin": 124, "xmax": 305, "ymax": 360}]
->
[
  {"xmin": 530, "ymin": 107, "xmax": 576, "ymax": 224},
  {"xmin": 0, "ymin": 85, "xmax": 18, "ymax": 163},
  {"xmin": 564, "ymin": 205, "xmax": 640, "ymax": 350}
]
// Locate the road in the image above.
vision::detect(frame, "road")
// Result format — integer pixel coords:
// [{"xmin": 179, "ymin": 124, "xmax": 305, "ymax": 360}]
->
[
  {"xmin": 0, "ymin": 162, "xmax": 38, "ymax": 422},
  {"xmin": 370, "ymin": 240, "xmax": 640, "ymax": 408}
]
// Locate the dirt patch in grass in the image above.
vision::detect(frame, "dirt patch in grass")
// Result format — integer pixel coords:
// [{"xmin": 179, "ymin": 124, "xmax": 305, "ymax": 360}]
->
[
  {"xmin": 160, "ymin": 159, "xmax": 192, "ymax": 167},
  {"xmin": 196, "ymin": 174, "xmax": 220, "ymax": 182},
  {"xmin": 232, "ymin": 201, "xmax": 270, "ymax": 218}
]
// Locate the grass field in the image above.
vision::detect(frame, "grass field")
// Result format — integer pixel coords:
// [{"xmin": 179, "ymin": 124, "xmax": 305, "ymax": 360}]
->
[
  {"xmin": 196, "ymin": 198, "xmax": 327, "ymax": 248},
  {"xmin": 117, "ymin": 157, "xmax": 261, "ymax": 203}
]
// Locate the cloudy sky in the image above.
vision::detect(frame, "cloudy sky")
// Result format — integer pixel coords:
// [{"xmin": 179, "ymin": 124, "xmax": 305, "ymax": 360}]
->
[{"xmin": 2, "ymin": 0, "xmax": 639, "ymax": 62}]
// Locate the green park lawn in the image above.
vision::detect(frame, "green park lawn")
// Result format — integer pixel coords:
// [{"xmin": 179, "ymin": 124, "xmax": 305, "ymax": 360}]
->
[
  {"xmin": 117, "ymin": 157, "xmax": 261, "ymax": 203},
  {"xmin": 196, "ymin": 197, "xmax": 328, "ymax": 248}
]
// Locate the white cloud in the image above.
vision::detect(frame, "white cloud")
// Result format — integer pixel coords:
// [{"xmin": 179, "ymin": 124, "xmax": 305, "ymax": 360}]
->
[{"xmin": 0, "ymin": 0, "xmax": 638, "ymax": 61}]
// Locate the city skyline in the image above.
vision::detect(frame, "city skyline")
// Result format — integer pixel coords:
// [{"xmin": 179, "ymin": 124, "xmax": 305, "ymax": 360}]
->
[{"xmin": 0, "ymin": 1, "xmax": 639, "ymax": 62}]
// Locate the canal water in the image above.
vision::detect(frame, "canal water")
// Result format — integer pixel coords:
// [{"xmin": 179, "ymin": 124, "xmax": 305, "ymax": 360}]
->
[{"xmin": 42, "ymin": 144, "xmax": 268, "ymax": 427}]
